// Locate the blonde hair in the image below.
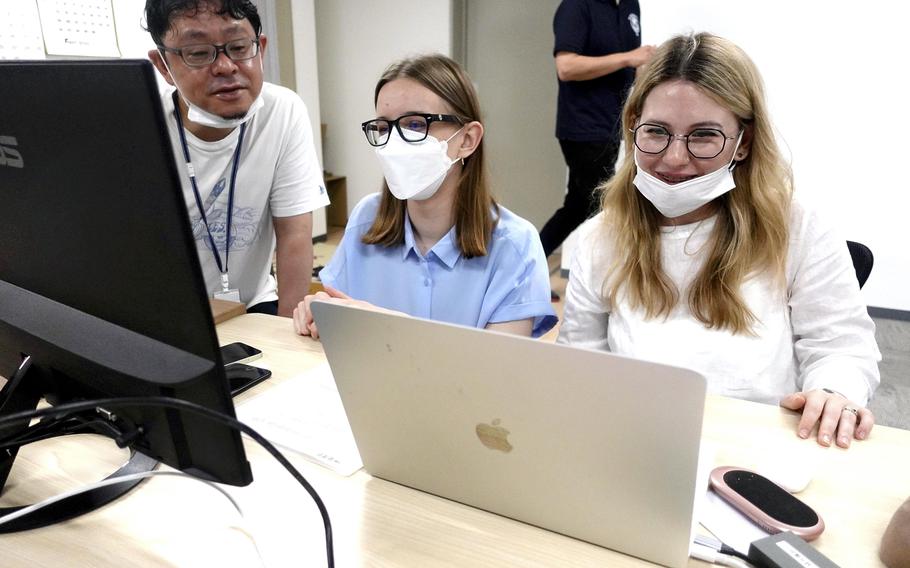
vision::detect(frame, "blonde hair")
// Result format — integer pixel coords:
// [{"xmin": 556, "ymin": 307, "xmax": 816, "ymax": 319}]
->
[
  {"xmin": 362, "ymin": 54, "xmax": 497, "ymax": 258},
  {"xmin": 600, "ymin": 33, "xmax": 793, "ymax": 334}
]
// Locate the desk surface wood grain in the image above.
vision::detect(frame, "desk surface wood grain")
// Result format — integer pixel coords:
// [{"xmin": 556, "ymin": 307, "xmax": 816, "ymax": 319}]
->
[{"xmin": 0, "ymin": 313, "xmax": 905, "ymax": 567}]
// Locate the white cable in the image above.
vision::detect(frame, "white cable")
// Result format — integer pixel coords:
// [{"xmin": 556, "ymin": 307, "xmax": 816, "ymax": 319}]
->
[
  {"xmin": 694, "ymin": 533, "xmax": 724, "ymax": 550},
  {"xmin": 1, "ymin": 469, "xmax": 269, "ymax": 565},
  {"xmin": 691, "ymin": 540, "xmax": 756, "ymax": 567},
  {"xmin": 715, "ymin": 553, "xmax": 753, "ymax": 568},
  {"xmin": 691, "ymin": 542, "xmax": 720, "ymax": 562},
  {"xmin": 0, "ymin": 469, "xmax": 242, "ymax": 528}
]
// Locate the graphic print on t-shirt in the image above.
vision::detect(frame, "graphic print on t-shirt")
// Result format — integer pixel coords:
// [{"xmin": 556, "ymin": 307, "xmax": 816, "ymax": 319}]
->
[
  {"xmin": 628, "ymin": 14, "xmax": 640, "ymax": 37},
  {"xmin": 190, "ymin": 176, "xmax": 262, "ymax": 254}
]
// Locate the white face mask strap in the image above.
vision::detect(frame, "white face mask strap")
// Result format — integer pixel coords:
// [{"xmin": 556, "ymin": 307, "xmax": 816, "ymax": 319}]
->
[
  {"xmin": 159, "ymin": 53, "xmax": 191, "ymax": 110},
  {"xmin": 444, "ymin": 125, "xmax": 465, "ymax": 144},
  {"xmin": 727, "ymin": 130, "xmax": 745, "ymax": 169},
  {"xmin": 159, "ymin": 51, "xmax": 179, "ymax": 87},
  {"xmin": 444, "ymin": 126, "xmax": 466, "ymax": 165}
]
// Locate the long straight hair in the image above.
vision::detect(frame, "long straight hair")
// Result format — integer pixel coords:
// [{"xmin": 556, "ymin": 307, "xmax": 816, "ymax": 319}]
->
[
  {"xmin": 600, "ymin": 33, "xmax": 793, "ymax": 334},
  {"xmin": 362, "ymin": 54, "xmax": 497, "ymax": 258}
]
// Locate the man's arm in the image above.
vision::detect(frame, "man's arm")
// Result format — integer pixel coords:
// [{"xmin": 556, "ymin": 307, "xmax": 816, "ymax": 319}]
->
[
  {"xmin": 274, "ymin": 212, "xmax": 314, "ymax": 317},
  {"xmin": 555, "ymin": 46, "xmax": 655, "ymax": 82}
]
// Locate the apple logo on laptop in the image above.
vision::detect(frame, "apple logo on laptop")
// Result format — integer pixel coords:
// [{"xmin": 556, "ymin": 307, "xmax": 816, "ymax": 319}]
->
[{"xmin": 475, "ymin": 419, "xmax": 513, "ymax": 453}]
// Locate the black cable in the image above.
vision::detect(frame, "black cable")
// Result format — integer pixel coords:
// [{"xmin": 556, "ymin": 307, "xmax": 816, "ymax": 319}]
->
[
  {"xmin": 0, "ymin": 416, "xmax": 123, "ymax": 449},
  {"xmin": 720, "ymin": 543, "xmax": 752, "ymax": 563},
  {"xmin": 695, "ymin": 534, "xmax": 755, "ymax": 565},
  {"xmin": 0, "ymin": 396, "xmax": 334, "ymax": 568},
  {"xmin": 0, "ymin": 415, "xmax": 71, "ymax": 446}
]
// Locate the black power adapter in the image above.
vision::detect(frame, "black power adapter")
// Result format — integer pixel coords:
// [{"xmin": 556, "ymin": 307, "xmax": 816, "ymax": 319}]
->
[{"xmin": 748, "ymin": 531, "xmax": 841, "ymax": 568}]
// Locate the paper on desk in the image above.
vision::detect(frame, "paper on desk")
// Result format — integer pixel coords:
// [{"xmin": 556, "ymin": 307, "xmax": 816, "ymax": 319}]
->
[
  {"xmin": 700, "ymin": 488, "xmax": 770, "ymax": 555},
  {"xmin": 689, "ymin": 442, "xmax": 716, "ymax": 554},
  {"xmin": 235, "ymin": 363, "xmax": 363, "ymax": 476}
]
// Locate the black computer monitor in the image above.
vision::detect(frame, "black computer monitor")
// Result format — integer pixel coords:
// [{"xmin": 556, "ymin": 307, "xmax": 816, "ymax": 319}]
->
[{"xmin": 0, "ymin": 60, "xmax": 253, "ymax": 527}]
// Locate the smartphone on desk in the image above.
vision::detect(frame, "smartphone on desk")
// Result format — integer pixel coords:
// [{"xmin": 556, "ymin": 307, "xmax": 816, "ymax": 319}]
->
[
  {"xmin": 220, "ymin": 342, "xmax": 262, "ymax": 366},
  {"xmin": 225, "ymin": 363, "xmax": 272, "ymax": 397},
  {"xmin": 709, "ymin": 466, "xmax": 825, "ymax": 541}
]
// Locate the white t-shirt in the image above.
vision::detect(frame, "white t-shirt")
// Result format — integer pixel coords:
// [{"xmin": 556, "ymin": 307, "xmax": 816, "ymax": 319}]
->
[
  {"xmin": 161, "ymin": 82, "xmax": 329, "ymax": 307},
  {"xmin": 557, "ymin": 201, "xmax": 881, "ymax": 406}
]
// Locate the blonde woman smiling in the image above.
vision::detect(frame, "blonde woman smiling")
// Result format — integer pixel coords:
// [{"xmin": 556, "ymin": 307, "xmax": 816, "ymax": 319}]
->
[{"xmin": 558, "ymin": 33, "xmax": 880, "ymax": 449}]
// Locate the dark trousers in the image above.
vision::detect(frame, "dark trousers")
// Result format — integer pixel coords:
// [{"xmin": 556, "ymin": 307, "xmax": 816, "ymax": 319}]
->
[
  {"xmin": 247, "ymin": 300, "xmax": 279, "ymax": 316},
  {"xmin": 539, "ymin": 139, "xmax": 619, "ymax": 257}
]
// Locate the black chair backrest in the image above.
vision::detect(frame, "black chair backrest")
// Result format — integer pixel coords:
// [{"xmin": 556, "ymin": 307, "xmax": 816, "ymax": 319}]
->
[{"xmin": 846, "ymin": 241, "xmax": 873, "ymax": 289}]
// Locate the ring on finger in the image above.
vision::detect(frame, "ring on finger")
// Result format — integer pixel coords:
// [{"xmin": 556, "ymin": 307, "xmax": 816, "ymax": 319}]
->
[{"xmin": 842, "ymin": 406, "xmax": 859, "ymax": 417}]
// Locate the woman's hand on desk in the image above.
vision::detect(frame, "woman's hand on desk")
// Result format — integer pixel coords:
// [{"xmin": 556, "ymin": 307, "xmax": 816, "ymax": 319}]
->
[
  {"xmin": 780, "ymin": 389, "xmax": 875, "ymax": 448},
  {"xmin": 293, "ymin": 286, "xmax": 404, "ymax": 339},
  {"xmin": 294, "ymin": 286, "xmax": 358, "ymax": 339}
]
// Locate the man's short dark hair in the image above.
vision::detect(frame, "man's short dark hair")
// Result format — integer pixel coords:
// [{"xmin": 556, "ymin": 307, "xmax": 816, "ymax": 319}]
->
[{"xmin": 145, "ymin": 0, "xmax": 262, "ymax": 46}]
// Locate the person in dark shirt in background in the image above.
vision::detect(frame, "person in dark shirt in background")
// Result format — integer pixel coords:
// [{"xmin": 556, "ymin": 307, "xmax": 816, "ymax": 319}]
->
[{"xmin": 540, "ymin": 0, "xmax": 655, "ymax": 299}]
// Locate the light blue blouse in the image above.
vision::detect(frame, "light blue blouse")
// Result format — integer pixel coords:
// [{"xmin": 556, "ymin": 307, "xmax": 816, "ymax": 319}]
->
[{"xmin": 320, "ymin": 193, "xmax": 557, "ymax": 337}]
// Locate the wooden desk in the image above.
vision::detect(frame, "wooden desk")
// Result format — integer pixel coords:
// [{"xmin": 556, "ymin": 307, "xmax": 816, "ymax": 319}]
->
[
  {"xmin": 209, "ymin": 298, "xmax": 246, "ymax": 324},
  {"xmin": 1, "ymin": 313, "xmax": 907, "ymax": 567}
]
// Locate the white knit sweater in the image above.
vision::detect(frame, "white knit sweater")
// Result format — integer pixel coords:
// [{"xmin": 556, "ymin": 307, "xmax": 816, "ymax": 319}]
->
[{"xmin": 557, "ymin": 201, "xmax": 881, "ymax": 406}]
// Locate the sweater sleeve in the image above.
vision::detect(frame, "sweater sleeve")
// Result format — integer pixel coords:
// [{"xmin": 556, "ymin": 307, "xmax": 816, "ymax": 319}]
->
[{"xmin": 787, "ymin": 205, "xmax": 881, "ymax": 405}]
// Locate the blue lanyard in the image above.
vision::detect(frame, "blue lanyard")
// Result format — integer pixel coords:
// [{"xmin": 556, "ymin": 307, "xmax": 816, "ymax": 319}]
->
[{"xmin": 172, "ymin": 91, "xmax": 246, "ymax": 283}]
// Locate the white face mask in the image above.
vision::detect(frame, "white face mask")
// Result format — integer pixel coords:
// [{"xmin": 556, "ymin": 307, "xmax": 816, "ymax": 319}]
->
[
  {"xmin": 161, "ymin": 56, "xmax": 264, "ymax": 129},
  {"xmin": 375, "ymin": 127, "xmax": 463, "ymax": 201},
  {"xmin": 185, "ymin": 94, "xmax": 263, "ymax": 128},
  {"xmin": 632, "ymin": 132, "xmax": 743, "ymax": 219}
]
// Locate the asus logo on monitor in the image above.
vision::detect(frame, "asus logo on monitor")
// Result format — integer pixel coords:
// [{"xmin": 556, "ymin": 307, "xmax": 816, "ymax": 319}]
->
[{"xmin": 1, "ymin": 136, "xmax": 24, "ymax": 168}]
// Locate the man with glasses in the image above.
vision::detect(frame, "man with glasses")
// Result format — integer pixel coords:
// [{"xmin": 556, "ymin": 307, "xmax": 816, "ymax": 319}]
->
[
  {"xmin": 540, "ymin": 0, "xmax": 655, "ymax": 300},
  {"xmin": 146, "ymin": 0, "xmax": 328, "ymax": 316}
]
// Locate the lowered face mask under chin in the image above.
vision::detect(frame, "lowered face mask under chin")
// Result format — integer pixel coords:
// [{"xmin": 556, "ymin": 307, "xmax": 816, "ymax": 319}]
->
[
  {"xmin": 375, "ymin": 127, "xmax": 463, "ymax": 201},
  {"xmin": 185, "ymin": 94, "xmax": 264, "ymax": 128},
  {"xmin": 632, "ymin": 134, "xmax": 743, "ymax": 219}
]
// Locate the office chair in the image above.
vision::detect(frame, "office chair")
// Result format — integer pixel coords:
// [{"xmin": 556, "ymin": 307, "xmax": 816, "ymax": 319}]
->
[{"xmin": 846, "ymin": 241, "xmax": 873, "ymax": 289}]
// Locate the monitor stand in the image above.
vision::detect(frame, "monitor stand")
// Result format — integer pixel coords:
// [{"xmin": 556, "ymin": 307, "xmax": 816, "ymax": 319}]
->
[{"xmin": 0, "ymin": 356, "xmax": 158, "ymax": 533}]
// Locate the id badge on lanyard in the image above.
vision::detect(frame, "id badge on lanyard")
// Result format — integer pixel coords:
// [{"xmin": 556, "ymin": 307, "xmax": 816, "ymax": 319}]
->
[
  {"xmin": 214, "ymin": 272, "xmax": 241, "ymax": 302},
  {"xmin": 173, "ymin": 92, "xmax": 247, "ymax": 303}
]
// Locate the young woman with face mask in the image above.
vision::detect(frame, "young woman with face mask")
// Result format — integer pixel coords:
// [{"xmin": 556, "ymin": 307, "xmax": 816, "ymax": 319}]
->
[
  {"xmin": 557, "ymin": 33, "xmax": 881, "ymax": 449},
  {"xmin": 294, "ymin": 54, "xmax": 557, "ymax": 339}
]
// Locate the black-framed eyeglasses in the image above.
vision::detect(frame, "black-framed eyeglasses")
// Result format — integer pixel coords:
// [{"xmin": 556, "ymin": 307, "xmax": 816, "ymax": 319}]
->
[
  {"xmin": 631, "ymin": 123, "xmax": 739, "ymax": 160},
  {"xmin": 157, "ymin": 38, "xmax": 261, "ymax": 68},
  {"xmin": 361, "ymin": 113, "xmax": 463, "ymax": 147}
]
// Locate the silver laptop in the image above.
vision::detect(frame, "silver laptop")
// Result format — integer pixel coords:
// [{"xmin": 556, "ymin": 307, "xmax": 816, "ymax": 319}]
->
[{"xmin": 313, "ymin": 302, "xmax": 706, "ymax": 568}]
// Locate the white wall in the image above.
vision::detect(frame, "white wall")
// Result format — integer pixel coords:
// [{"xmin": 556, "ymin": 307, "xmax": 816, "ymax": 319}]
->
[
  {"xmin": 288, "ymin": 0, "xmax": 327, "ymax": 238},
  {"xmin": 314, "ymin": 0, "xmax": 452, "ymax": 212},
  {"xmin": 462, "ymin": 0, "xmax": 566, "ymax": 228},
  {"xmin": 112, "ymin": 0, "xmax": 156, "ymax": 58},
  {"xmin": 637, "ymin": 0, "xmax": 909, "ymax": 311}
]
